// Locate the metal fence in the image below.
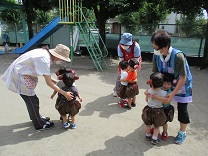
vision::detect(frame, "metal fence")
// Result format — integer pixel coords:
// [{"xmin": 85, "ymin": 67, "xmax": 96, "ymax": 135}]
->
[{"xmin": 0, "ymin": 23, "xmax": 206, "ymax": 58}]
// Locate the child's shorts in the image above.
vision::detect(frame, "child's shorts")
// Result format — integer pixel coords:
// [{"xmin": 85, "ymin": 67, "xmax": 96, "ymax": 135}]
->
[
  {"xmin": 117, "ymin": 84, "xmax": 127, "ymax": 99},
  {"xmin": 164, "ymin": 104, "xmax": 174, "ymax": 122},
  {"xmin": 55, "ymin": 99, "xmax": 81, "ymax": 116},
  {"xmin": 125, "ymin": 83, "xmax": 139, "ymax": 98},
  {"xmin": 141, "ymin": 105, "xmax": 166, "ymax": 127}
]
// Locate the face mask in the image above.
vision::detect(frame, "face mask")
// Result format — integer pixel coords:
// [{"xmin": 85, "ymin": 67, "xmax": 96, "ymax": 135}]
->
[
  {"xmin": 121, "ymin": 45, "xmax": 130, "ymax": 50},
  {"xmin": 154, "ymin": 49, "xmax": 163, "ymax": 56},
  {"xmin": 55, "ymin": 60, "xmax": 64, "ymax": 64}
]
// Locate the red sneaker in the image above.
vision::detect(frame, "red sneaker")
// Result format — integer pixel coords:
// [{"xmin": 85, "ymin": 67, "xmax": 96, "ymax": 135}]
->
[
  {"xmin": 161, "ymin": 132, "xmax": 168, "ymax": 141},
  {"xmin": 118, "ymin": 102, "xmax": 124, "ymax": 108}
]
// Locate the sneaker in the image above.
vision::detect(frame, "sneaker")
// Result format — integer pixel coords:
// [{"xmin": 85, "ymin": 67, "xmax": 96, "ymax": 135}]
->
[
  {"xmin": 35, "ymin": 121, "xmax": 54, "ymax": 131},
  {"xmin": 41, "ymin": 116, "xmax": 50, "ymax": 121},
  {"xmin": 174, "ymin": 132, "xmax": 186, "ymax": 144},
  {"xmin": 113, "ymin": 91, "xmax": 118, "ymax": 97},
  {"xmin": 151, "ymin": 138, "xmax": 159, "ymax": 145},
  {"xmin": 70, "ymin": 123, "xmax": 76, "ymax": 129},
  {"xmin": 131, "ymin": 103, "xmax": 136, "ymax": 107},
  {"xmin": 146, "ymin": 135, "xmax": 152, "ymax": 141},
  {"xmin": 63, "ymin": 122, "xmax": 70, "ymax": 129},
  {"xmin": 124, "ymin": 105, "xmax": 131, "ymax": 110},
  {"xmin": 118, "ymin": 102, "xmax": 125, "ymax": 108},
  {"xmin": 122, "ymin": 99, "xmax": 128, "ymax": 104},
  {"xmin": 161, "ymin": 132, "xmax": 168, "ymax": 141}
]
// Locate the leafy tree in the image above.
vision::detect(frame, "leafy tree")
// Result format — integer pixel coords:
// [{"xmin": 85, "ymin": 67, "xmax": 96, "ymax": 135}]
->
[
  {"xmin": 167, "ymin": 0, "xmax": 208, "ymax": 69},
  {"xmin": 0, "ymin": 9, "xmax": 22, "ymax": 24},
  {"xmin": 82, "ymin": 0, "xmax": 143, "ymax": 44},
  {"xmin": 21, "ymin": 0, "xmax": 58, "ymax": 39},
  {"xmin": 118, "ymin": 12, "xmax": 140, "ymax": 34},
  {"xmin": 139, "ymin": 1, "xmax": 169, "ymax": 34},
  {"xmin": 176, "ymin": 14, "xmax": 206, "ymax": 37},
  {"xmin": 1, "ymin": 0, "xmax": 58, "ymax": 39},
  {"xmin": 119, "ymin": 1, "xmax": 169, "ymax": 35}
]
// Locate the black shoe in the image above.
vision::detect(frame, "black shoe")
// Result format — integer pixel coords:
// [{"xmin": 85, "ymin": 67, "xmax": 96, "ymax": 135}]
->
[
  {"xmin": 131, "ymin": 103, "xmax": 136, "ymax": 107},
  {"xmin": 35, "ymin": 122, "xmax": 54, "ymax": 131},
  {"xmin": 41, "ymin": 116, "xmax": 50, "ymax": 121},
  {"xmin": 124, "ymin": 105, "xmax": 131, "ymax": 110},
  {"xmin": 146, "ymin": 135, "xmax": 152, "ymax": 141}
]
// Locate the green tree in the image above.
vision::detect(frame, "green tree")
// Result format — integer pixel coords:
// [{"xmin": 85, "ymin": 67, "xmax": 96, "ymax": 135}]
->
[
  {"xmin": 118, "ymin": 12, "xmax": 140, "ymax": 34},
  {"xmin": 118, "ymin": 1, "xmax": 169, "ymax": 35},
  {"xmin": 1, "ymin": 0, "xmax": 58, "ymax": 39},
  {"xmin": 82, "ymin": 0, "xmax": 143, "ymax": 44},
  {"xmin": 139, "ymin": 1, "xmax": 169, "ymax": 35},
  {"xmin": 167, "ymin": 0, "xmax": 208, "ymax": 69},
  {"xmin": 21, "ymin": 0, "xmax": 58, "ymax": 39},
  {"xmin": 176, "ymin": 14, "xmax": 206, "ymax": 37}
]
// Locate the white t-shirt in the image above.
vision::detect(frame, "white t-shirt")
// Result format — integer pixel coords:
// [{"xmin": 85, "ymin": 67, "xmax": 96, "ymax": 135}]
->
[
  {"xmin": 147, "ymin": 88, "xmax": 167, "ymax": 108},
  {"xmin": 120, "ymin": 70, "xmax": 128, "ymax": 86},
  {"xmin": 1, "ymin": 49, "xmax": 51, "ymax": 96}
]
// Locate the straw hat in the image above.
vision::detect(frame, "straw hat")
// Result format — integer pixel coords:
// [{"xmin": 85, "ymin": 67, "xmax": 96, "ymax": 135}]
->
[
  {"xmin": 119, "ymin": 33, "xmax": 133, "ymax": 46},
  {"xmin": 49, "ymin": 44, "xmax": 71, "ymax": 62}
]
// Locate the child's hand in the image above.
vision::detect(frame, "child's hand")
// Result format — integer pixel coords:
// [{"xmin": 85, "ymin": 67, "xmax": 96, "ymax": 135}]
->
[
  {"xmin": 79, "ymin": 97, "xmax": 83, "ymax": 102},
  {"xmin": 50, "ymin": 94, "xmax": 54, "ymax": 99},
  {"xmin": 152, "ymin": 94, "xmax": 159, "ymax": 100},
  {"xmin": 144, "ymin": 90, "xmax": 151, "ymax": 97}
]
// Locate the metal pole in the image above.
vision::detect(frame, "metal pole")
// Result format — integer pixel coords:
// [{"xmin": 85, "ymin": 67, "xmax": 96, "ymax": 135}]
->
[{"xmin": 70, "ymin": 25, "xmax": 74, "ymax": 64}]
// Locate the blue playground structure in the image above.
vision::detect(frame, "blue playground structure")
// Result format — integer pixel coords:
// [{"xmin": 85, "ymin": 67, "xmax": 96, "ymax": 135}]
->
[{"xmin": 14, "ymin": 16, "xmax": 63, "ymax": 54}]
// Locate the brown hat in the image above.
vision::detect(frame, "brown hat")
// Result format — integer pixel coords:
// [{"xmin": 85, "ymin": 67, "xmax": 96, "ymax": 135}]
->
[{"xmin": 49, "ymin": 44, "xmax": 71, "ymax": 62}]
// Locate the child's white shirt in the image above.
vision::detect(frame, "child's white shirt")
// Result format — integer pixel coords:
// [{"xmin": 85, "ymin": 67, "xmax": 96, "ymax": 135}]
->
[{"xmin": 120, "ymin": 70, "xmax": 128, "ymax": 86}]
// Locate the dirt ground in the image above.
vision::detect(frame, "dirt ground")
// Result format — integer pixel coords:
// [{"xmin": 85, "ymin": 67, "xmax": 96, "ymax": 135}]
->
[{"xmin": 0, "ymin": 52, "xmax": 208, "ymax": 156}]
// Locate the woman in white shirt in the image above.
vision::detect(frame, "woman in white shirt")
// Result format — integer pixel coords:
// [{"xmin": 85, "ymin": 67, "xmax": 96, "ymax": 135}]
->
[{"xmin": 1, "ymin": 44, "xmax": 73, "ymax": 131}]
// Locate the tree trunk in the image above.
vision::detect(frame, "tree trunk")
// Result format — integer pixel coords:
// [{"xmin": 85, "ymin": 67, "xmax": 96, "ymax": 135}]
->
[
  {"xmin": 201, "ymin": 9, "xmax": 208, "ymax": 69},
  {"xmin": 93, "ymin": 5, "xmax": 107, "ymax": 55},
  {"xmin": 23, "ymin": 0, "xmax": 34, "ymax": 40}
]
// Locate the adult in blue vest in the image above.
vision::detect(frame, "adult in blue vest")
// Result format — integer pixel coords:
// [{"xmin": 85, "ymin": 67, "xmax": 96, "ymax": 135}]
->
[{"xmin": 151, "ymin": 30, "xmax": 192, "ymax": 144}]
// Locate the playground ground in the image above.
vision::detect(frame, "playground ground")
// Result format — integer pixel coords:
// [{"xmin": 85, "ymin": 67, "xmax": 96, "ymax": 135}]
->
[{"xmin": 0, "ymin": 52, "xmax": 208, "ymax": 156}]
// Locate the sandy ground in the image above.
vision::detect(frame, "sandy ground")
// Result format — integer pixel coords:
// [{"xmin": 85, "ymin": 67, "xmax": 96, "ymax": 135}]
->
[{"xmin": 0, "ymin": 52, "xmax": 208, "ymax": 156}]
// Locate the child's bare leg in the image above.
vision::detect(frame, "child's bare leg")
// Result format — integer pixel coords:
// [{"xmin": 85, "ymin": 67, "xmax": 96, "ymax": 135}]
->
[
  {"xmin": 145, "ymin": 125, "xmax": 151, "ymax": 134},
  {"xmin": 70, "ymin": 116, "xmax": 76, "ymax": 129},
  {"xmin": 152, "ymin": 126, "xmax": 160, "ymax": 140},
  {"xmin": 71, "ymin": 116, "xmax": 75, "ymax": 124},
  {"xmin": 62, "ymin": 115, "xmax": 67, "ymax": 123},
  {"xmin": 145, "ymin": 125, "xmax": 152, "ymax": 140},
  {"xmin": 127, "ymin": 98, "xmax": 132, "ymax": 107},
  {"xmin": 132, "ymin": 96, "xmax": 136, "ymax": 103},
  {"xmin": 163, "ymin": 123, "xmax": 168, "ymax": 132}
]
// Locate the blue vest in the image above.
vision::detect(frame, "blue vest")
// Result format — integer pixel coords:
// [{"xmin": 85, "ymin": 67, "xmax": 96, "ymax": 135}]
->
[{"xmin": 154, "ymin": 48, "xmax": 192, "ymax": 103}]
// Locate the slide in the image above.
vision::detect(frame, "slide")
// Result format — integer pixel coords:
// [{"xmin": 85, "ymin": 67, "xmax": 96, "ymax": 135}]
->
[{"xmin": 14, "ymin": 16, "xmax": 63, "ymax": 54}]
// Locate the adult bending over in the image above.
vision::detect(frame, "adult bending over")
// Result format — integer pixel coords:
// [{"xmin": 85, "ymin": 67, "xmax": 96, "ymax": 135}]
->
[{"xmin": 1, "ymin": 44, "xmax": 73, "ymax": 131}]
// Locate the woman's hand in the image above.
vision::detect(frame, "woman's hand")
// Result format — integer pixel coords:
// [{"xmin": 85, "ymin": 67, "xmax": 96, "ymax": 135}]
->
[
  {"xmin": 166, "ymin": 92, "xmax": 174, "ymax": 103},
  {"xmin": 64, "ymin": 92, "xmax": 74, "ymax": 101}
]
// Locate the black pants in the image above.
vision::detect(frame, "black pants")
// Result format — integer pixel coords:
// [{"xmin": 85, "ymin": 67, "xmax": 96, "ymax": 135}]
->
[
  {"xmin": 20, "ymin": 94, "xmax": 46, "ymax": 128},
  {"xmin": 177, "ymin": 102, "xmax": 190, "ymax": 124}
]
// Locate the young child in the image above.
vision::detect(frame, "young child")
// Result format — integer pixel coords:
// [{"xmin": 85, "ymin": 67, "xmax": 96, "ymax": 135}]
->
[
  {"xmin": 161, "ymin": 72, "xmax": 175, "ymax": 141},
  {"xmin": 142, "ymin": 72, "xmax": 168, "ymax": 145},
  {"xmin": 120, "ymin": 58, "xmax": 139, "ymax": 109},
  {"xmin": 52, "ymin": 66, "xmax": 82, "ymax": 129},
  {"xmin": 51, "ymin": 66, "xmax": 80, "ymax": 123},
  {"xmin": 51, "ymin": 66, "xmax": 79, "ymax": 99},
  {"xmin": 117, "ymin": 60, "xmax": 129, "ymax": 107}
]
